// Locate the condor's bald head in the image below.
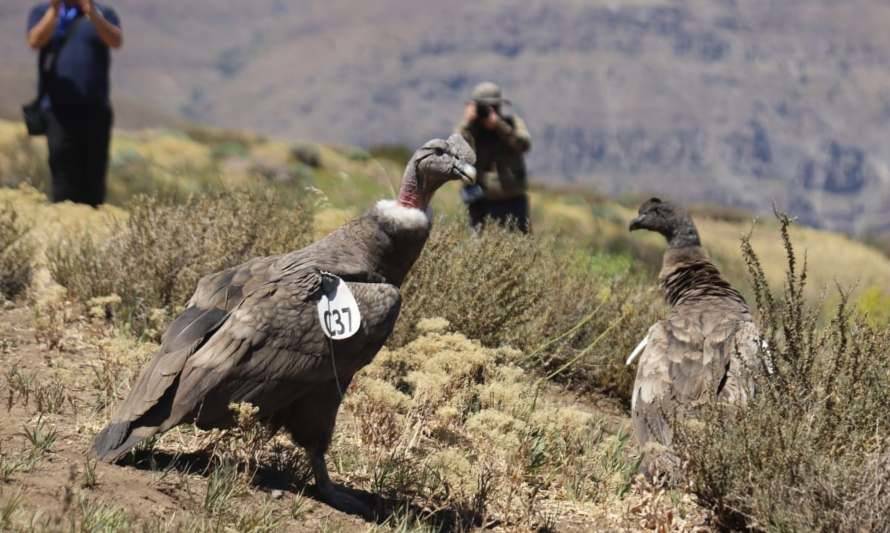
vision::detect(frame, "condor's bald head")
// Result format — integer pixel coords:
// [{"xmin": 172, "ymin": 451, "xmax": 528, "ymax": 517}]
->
[{"xmin": 629, "ymin": 198, "xmax": 701, "ymax": 249}]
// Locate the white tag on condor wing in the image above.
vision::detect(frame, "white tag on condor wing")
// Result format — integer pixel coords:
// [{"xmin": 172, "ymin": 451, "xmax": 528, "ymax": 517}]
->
[{"xmin": 317, "ymin": 275, "xmax": 362, "ymax": 340}]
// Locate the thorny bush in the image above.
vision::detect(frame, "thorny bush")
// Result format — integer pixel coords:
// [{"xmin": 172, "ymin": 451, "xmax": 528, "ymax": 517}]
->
[{"xmin": 674, "ymin": 213, "xmax": 890, "ymax": 532}]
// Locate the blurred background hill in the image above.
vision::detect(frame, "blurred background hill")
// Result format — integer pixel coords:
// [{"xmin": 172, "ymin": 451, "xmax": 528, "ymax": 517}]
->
[{"xmin": 3, "ymin": 0, "xmax": 890, "ymax": 238}]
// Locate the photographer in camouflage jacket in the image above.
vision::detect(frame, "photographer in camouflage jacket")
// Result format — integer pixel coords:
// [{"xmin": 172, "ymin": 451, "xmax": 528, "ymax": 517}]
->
[{"xmin": 457, "ymin": 82, "xmax": 532, "ymax": 233}]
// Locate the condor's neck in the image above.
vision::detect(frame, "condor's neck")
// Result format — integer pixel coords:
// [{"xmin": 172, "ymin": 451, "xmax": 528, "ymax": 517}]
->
[
  {"xmin": 396, "ymin": 163, "xmax": 432, "ymax": 210},
  {"xmin": 358, "ymin": 200, "xmax": 432, "ymax": 286},
  {"xmin": 659, "ymin": 246, "xmax": 746, "ymax": 308}
]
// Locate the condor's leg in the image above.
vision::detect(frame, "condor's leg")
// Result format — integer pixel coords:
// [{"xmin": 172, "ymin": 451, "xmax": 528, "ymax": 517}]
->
[{"xmin": 282, "ymin": 379, "xmax": 372, "ymax": 519}]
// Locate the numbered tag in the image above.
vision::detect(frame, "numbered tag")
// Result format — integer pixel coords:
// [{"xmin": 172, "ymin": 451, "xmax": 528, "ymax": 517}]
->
[{"xmin": 317, "ymin": 275, "xmax": 362, "ymax": 340}]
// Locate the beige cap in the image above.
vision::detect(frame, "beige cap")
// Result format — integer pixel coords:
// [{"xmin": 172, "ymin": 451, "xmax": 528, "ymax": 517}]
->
[{"xmin": 470, "ymin": 81, "xmax": 511, "ymax": 105}]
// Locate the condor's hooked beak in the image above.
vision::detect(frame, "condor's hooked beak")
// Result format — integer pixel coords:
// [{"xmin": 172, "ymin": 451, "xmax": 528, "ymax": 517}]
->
[
  {"xmin": 629, "ymin": 215, "xmax": 645, "ymax": 231},
  {"xmin": 455, "ymin": 161, "xmax": 477, "ymax": 185}
]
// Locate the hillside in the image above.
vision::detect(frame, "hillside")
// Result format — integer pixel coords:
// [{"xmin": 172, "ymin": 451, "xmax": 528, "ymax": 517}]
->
[
  {"xmin": 2, "ymin": 117, "xmax": 888, "ymax": 310},
  {"xmin": 4, "ymin": 0, "xmax": 890, "ymax": 237},
  {"xmin": 1, "ymin": 119, "xmax": 889, "ymax": 530}
]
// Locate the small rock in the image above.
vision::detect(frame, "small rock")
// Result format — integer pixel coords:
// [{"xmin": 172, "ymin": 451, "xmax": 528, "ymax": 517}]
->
[{"xmin": 271, "ymin": 489, "xmax": 284, "ymax": 499}]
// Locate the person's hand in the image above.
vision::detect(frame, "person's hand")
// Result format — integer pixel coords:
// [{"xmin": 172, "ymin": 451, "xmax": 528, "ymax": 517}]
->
[
  {"xmin": 463, "ymin": 102, "xmax": 478, "ymax": 124},
  {"xmin": 77, "ymin": 0, "xmax": 94, "ymax": 17},
  {"xmin": 50, "ymin": 0, "xmax": 62, "ymax": 10},
  {"xmin": 482, "ymin": 111, "xmax": 500, "ymax": 130}
]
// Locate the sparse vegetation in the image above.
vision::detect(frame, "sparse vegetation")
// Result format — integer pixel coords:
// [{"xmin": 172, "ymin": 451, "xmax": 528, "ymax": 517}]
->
[
  {"xmin": 48, "ymin": 188, "xmax": 314, "ymax": 337},
  {"xmin": 22, "ymin": 416, "xmax": 58, "ymax": 459},
  {"xmin": 674, "ymin": 214, "xmax": 890, "ymax": 531},
  {"xmin": 0, "ymin": 202, "xmax": 33, "ymax": 300},
  {"xmin": 394, "ymin": 220, "xmax": 659, "ymax": 400},
  {"xmin": 0, "ymin": 135, "xmax": 50, "ymax": 194},
  {"xmin": 290, "ymin": 143, "xmax": 323, "ymax": 168},
  {"xmin": 337, "ymin": 320, "xmax": 640, "ymax": 529},
  {"xmin": 1, "ymin": 119, "xmax": 889, "ymax": 530}
]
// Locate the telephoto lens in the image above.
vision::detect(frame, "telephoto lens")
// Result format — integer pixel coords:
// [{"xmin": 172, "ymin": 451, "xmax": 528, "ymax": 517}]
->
[{"xmin": 475, "ymin": 102, "xmax": 491, "ymax": 120}]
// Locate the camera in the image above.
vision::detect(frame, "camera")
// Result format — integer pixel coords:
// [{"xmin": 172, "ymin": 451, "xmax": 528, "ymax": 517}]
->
[
  {"xmin": 460, "ymin": 183, "xmax": 485, "ymax": 204},
  {"xmin": 475, "ymin": 102, "xmax": 493, "ymax": 120}
]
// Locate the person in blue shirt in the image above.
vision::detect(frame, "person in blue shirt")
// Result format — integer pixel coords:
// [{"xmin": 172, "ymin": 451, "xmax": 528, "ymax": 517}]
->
[{"xmin": 27, "ymin": 0, "xmax": 122, "ymax": 206}]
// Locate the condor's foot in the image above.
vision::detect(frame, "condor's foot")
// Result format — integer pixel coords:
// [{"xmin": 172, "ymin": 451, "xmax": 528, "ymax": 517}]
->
[{"xmin": 310, "ymin": 451, "xmax": 375, "ymax": 520}]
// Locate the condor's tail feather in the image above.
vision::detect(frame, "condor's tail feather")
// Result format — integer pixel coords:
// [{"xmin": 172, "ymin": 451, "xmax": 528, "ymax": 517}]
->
[
  {"xmin": 92, "ymin": 421, "xmax": 162, "ymax": 462},
  {"xmin": 91, "ymin": 341, "xmax": 195, "ymax": 462}
]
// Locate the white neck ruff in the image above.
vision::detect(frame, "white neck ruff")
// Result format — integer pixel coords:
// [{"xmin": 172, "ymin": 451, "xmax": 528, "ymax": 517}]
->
[{"xmin": 374, "ymin": 200, "xmax": 431, "ymax": 230}]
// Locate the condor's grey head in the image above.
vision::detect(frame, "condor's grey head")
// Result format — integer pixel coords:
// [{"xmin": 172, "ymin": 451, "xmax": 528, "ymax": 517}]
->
[
  {"xmin": 629, "ymin": 198, "xmax": 701, "ymax": 248},
  {"xmin": 398, "ymin": 134, "xmax": 476, "ymax": 209}
]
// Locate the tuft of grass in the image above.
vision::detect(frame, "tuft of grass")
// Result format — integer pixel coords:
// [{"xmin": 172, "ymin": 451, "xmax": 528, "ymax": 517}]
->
[
  {"xmin": 48, "ymin": 188, "xmax": 314, "ymax": 337},
  {"xmin": 21, "ymin": 415, "xmax": 58, "ymax": 459},
  {"xmin": 674, "ymin": 213, "xmax": 890, "ymax": 531},
  {"xmin": 76, "ymin": 496, "xmax": 133, "ymax": 532},
  {"xmin": 0, "ymin": 445, "xmax": 27, "ymax": 483},
  {"xmin": 203, "ymin": 459, "xmax": 245, "ymax": 517},
  {"xmin": 227, "ymin": 499, "xmax": 284, "ymax": 533},
  {"xmin": 32, "ymin": 301, "xmax": 72, "ymax": 352},
  {"xmin": 0, "ymin": 490, "xmax": 24, "ymax": 531},
  {"xmin": 0, "ymin": 202, "xmax": 33, "ymax": 300},
  {"xmin": 5, "ymin": 368, "xmax": 35, "ymax": 411},
  {"xmin": 82, "ymin": 457, "xmax": 99, "ymax": 489},
  {"xmin": 34, "ymin": 375, "xmax": 71, "ymax": 415}
]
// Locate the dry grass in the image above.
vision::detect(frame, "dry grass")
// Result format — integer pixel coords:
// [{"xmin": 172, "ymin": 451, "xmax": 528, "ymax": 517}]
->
[
  {"xmin": 0, "ymin": 202, "xmax": 34, "ymax": 300},
  {"xmin": 3, "ymin": 120, "xmax": 890, "ymax": 530},
  {"xmin": 394, "ymin": 220, "xmax": 660, "ymax": 401},
  {"xmin": 674, "ymin": 214, "xmax": 890, "ymax": 531},
  {"xmin": 46, "ymin": 189, "xmax": 314, "ymax": 337},
  {"xmin": 338, "ymin": 319, "xmax": 640, "ymax": 529},
  {"xmin": 0, "ymin": 134, "xmax": 50, "ymax": 195}
]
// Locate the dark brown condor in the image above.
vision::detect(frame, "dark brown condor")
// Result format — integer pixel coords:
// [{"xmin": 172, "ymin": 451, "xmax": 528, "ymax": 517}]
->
[{"xmin": 92, "ymin": 135, "xmax": 476, "ymax": 517}]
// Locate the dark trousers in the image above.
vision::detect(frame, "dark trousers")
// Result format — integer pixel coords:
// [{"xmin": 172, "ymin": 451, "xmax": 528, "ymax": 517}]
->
[
  {"xmin": 468, "ymin": 194, "xmax": 531, "ymax": 234},
  {"xmin": 46, "ymin": 106, "xmax": 113, "ymax": 207}
]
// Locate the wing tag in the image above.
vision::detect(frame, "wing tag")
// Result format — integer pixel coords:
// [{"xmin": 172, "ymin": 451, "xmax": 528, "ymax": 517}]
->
[{"xmin": 317, "ymin": 275, "xmax": 362, "ymax": 340}]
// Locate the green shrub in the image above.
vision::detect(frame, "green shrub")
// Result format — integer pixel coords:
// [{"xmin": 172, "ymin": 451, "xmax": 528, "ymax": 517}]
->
[
  {"xmin": 392, "ymin": 220, "xmax": 660, "ymax": 400},
  {"xmin": 106, "ymin": 149, "xmax": 225, "ymax": 206},
  {"xmin": 0, "ymin": 203, "xmax": 33, "ymax": 300},
  {"xmin": 341, "ymin": 146, "xmax": 371, "ymax": 162},
  {"xmin": 368, "ymin": 144, "xmax": 413, "ymax": 167},
  {"xmin": 673, "ymin": 213, "xmax": 890, "ymax": 531},
  {"xmin": 48, "ymin": 188, "xmax": 314, "ymax": 336},
  {"xmin": 183, "ymin": 126, "xmax": 263, "ymax": 147},
  {"xmin": 289, "ymin": 143, "xmax": 322, "ymax": 168},
  {"xmin": 856, "ymin": 286, "xmax": 890, "ymax": 327},
  {"xmin": 210, "ymin": 141, "xmax": 250, "ymax": 161}
]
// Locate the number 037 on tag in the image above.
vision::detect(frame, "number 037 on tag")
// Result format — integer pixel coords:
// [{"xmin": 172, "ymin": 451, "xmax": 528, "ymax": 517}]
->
[{"xmin": 317, "ymin": 276, "xmax": 362, "ymax": 340}]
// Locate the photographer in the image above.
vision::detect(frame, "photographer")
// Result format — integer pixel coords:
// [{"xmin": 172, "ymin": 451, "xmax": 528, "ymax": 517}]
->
[
  {"xmin": 26, "ymin": 0, "xmax": 122, "ymax": 207},
  {"xmin": 457, "ymin": 82, "xmax": 532, "ymax": 233}
]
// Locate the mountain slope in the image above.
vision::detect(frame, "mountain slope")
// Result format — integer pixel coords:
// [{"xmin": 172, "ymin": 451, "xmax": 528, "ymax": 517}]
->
[{"xmin": 3, "ymin": 0, "xmax": 890, "ymax": 235}]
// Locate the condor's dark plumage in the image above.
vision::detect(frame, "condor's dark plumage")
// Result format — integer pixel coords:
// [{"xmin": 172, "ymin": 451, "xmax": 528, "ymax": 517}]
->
[
  {"xmin": 628, "ymin": 198, "xmax": 760, "ymax": 478},
  {"xmin": 92, "ymin": 135, "xmax": 476, "ymax": 517}
]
